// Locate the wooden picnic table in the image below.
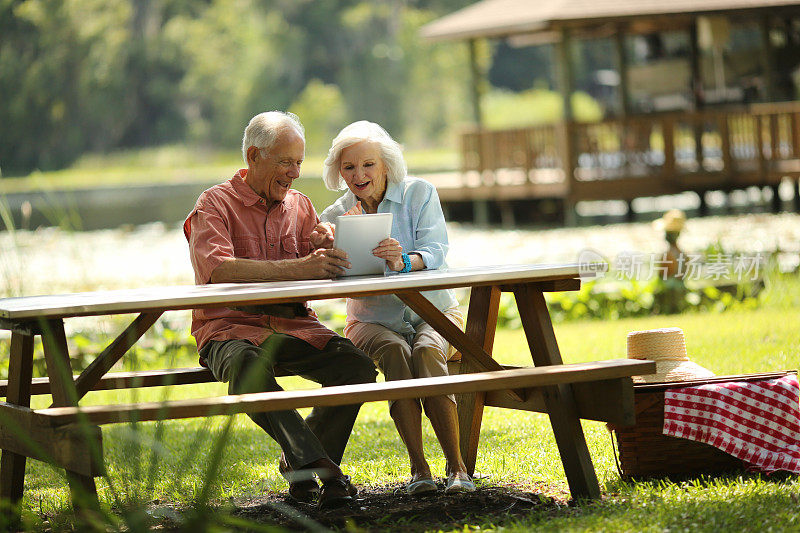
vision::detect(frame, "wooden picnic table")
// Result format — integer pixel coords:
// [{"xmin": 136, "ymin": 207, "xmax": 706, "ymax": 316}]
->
[{"xmin": 0, "ymin": 263, "xmax": 654, "ymax": 518}]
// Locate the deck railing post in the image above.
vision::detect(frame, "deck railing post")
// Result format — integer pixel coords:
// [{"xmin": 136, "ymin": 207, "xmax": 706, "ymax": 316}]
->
[
  {"xmin": 662, "ymin": 115, "xmax": 675, "ymax": 181},
  {"xmin": 558, "ymin": 120, "xmax": 577, "ymax": 225},
  {"xmin": 694, "ymin": 114, "xmax": 704, "ymax": 173},
  {"xmin": 524, "ymin": 127, "xmax": 536, "ymax": 183},
  {"xmin": 791, "ymin": 110, "xmax": 800, "ymax": 159},
  {"xmin": 769, "ymin": 114, "xmax": 779, "ymax": 162},
  {"xmin": 756, "ymin": 115, "xmax": 767, "ymax": 182},
  {"xmin": 460, "ymin": 129, "xmax": 475, "ymax": 187},
  {"xmin": 720, "ymin": 113, "xmax": 734, "ymax": 182},
  {"xmin": 480, "ymin": 129, "xmax": 495, "ymax": 186}
]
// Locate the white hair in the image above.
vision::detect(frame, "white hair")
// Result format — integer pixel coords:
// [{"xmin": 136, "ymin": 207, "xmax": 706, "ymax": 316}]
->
[
  {"xmin": 242, "ymin": 111, "xmax": 305, "ymax": 164},
  {"xmin": 322, "ymin": 121, "xmax": 407, "ymax": 190}
]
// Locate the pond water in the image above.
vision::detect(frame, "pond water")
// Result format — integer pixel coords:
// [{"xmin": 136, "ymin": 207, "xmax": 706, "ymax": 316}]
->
[
  {"xmin": 2, "ymin": 212, "xmax": 799, "ymax": 297},
  {"xmin": 1, "ymin": 212, "xmax": 798, "ymax": 343}
]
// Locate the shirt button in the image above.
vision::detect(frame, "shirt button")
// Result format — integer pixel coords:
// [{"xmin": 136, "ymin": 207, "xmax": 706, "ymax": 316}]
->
[{"xmin": 269, "ymin": 243, "xmax": 274, "ymax": 247}]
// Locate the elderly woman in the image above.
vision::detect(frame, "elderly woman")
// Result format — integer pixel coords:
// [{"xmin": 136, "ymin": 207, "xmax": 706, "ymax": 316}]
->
[{"xmin": 318, "ymin": 121, "xmax": 475, "ymax": 494}]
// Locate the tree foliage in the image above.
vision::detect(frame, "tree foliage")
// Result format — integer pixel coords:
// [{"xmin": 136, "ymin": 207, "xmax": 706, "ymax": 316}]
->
[{"xmin": 0, "ymin": 0, "xmax": 474, "ymax": 176}]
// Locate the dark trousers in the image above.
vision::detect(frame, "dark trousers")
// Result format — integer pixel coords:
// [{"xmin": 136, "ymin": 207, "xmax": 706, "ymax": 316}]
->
[{"xmin": 200, "ymin": 334, "xmax": 377, "ymax": 470}]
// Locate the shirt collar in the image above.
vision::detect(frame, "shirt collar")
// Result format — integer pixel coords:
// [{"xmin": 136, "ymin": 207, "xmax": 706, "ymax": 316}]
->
[
  {"xmin": 231, "ymin": 169, "xmax": 286, "ymax": 210},
  {"xmin": 383, "ymin": 180, "xmax": 403, "ymax": 204}
]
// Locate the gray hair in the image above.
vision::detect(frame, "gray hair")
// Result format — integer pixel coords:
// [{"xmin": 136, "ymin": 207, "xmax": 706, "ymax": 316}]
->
[
  {"xmin": 242, "ymin": 111, "xmax": 305, "ymax": 164},
  {"xmin": 322, "ymin": 121, "xmax": 407, "ymax": 190}
]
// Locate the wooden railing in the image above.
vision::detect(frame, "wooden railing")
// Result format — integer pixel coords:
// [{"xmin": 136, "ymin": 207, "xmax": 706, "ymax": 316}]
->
[{"xmin": 458, "ymin": 102, "xmax": 800, "ymax": 201}]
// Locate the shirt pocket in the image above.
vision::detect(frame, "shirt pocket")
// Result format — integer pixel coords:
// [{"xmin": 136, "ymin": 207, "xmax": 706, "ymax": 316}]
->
[
  {"xmin": 232, "ymin": 237, "xmax": 262, "ymax": 259},
  {"xmin": 281, "ymin": 235, "xmax": 300, "ymax": 258}
]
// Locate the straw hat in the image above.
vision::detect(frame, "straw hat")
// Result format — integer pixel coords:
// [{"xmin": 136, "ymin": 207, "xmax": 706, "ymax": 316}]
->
[
  {"xmin": 653, "ymin": 209, "xmax": 686, "ymax": 233},
  {"xmin": 627, "ymin": 328, "xmax": 714, "ymax": 383}
]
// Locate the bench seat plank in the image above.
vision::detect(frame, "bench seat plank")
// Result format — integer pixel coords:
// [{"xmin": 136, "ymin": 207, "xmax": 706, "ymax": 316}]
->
[
  {"xmin": 3, "ymin": 366, "xmax": 640, "ymax": 424},
  {"xmin": 35, "ymin": 359, "xmax": 655, "ymax": 426}
]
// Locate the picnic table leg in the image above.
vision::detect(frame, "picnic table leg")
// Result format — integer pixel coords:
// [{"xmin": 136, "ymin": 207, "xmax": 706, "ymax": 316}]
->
[
  {"xmin": 0, "ymin": 330, "xmax": 34, "ymax": 527},
  {"xmin": 513, "ymin": 283, "xmax": 601, "ymax": 500},
  {"xmin": 39, "ymin": 319, "xmax": 101, "ymax": 518},
  {"xmin": 456, "ymin": 285, "xmax": 501, "ymax": 477}
]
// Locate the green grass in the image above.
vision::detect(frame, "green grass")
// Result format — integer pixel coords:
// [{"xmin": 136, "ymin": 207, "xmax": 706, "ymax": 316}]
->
[{"xmin": 10, "ymin": 274, "xmax": 800, "ymax": 531}]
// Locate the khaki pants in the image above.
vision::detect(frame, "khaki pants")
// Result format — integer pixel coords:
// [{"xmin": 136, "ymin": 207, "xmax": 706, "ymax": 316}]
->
[{"xmin": 344, "ymin": 308, "xmax": 464, "ymax": 408}]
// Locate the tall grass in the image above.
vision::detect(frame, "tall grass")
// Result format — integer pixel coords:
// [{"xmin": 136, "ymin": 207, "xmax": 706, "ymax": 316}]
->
[{"xmin": 0, "ymin": 196, "xmax": 23, "ymax": 296}]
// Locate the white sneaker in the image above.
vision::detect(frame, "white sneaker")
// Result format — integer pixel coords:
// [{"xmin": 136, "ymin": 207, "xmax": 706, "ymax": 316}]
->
[
  {"xmin": 444, "ymin": 473, "xmax": 476, "ymax": 493},
  {"xmin": 405, "ymin": 477, "xmax": 437, "ymax": 495}
]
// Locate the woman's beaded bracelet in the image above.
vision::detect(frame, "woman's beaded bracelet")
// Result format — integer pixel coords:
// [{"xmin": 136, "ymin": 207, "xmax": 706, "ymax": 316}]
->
[{"xmin": 399, "ymin": 253, "xmax": 412, "ymax": 273}]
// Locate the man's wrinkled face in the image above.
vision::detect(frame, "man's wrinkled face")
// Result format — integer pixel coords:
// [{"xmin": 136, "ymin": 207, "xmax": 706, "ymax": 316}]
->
[{"xmin": 247, "ymin": 128, "xmax": 305, "ymax": 203}]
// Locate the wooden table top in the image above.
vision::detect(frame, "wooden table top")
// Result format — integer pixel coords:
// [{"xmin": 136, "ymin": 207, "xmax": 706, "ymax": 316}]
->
[{"xmin": 0, "ymin": 263, "xmax": 596, "ymax": 320}]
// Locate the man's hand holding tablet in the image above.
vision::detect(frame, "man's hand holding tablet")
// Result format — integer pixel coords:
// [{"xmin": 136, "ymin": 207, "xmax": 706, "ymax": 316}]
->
[{"xmin": 309, "ymin": 222, "xmax": 335, "ymax": 249}]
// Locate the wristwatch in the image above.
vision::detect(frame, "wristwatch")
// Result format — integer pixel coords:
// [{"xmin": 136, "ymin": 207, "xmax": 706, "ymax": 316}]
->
[{"xmin": 399, "ymin": 253, "xmax": 412, "ymax": 273}]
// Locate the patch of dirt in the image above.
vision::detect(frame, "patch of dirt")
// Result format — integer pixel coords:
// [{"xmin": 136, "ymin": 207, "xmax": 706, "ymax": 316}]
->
[{"xmin": 226, "ymin": 481, "xmax": 569, "ymax": 532}]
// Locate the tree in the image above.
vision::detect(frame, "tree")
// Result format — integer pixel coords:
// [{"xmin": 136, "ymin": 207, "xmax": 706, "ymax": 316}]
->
[
  {"xmin": 288, "ymin": 79, "xmax": 347, "ymax": 155},
  {"xmin": 0, "ymin": 0, "xmax": 88, "ymax": 174},
  {"xmin": 0, "ymin": 0, "xmax": 481, "ymax": 176}
]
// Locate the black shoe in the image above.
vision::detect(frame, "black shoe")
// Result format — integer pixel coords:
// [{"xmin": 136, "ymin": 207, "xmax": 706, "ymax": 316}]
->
[
  {"xmin": 318, "ymin": 476, "xmax": 356, "ymax": 509},
  {"xmin": 342, "ymin": 475, "xmax": 358, "ymax": 498},
  {"xmin": 279, "ymin": 453, "xmax": 319, "ymax": 503}
]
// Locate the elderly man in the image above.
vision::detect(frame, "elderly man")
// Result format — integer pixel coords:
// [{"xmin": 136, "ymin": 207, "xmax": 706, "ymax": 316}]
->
[{"xmin": 183, "ymin": 111, "xmax": 377, "ymax": 508}]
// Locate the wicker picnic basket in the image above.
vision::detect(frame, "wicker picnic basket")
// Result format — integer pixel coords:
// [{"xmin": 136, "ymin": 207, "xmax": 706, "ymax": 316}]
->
[{"xmin": 608, "ymin": 372, "xmax": 796, "ymax": 479}]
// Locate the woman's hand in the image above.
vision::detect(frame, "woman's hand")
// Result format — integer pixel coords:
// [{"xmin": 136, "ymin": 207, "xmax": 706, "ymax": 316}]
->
[
  {"xmin": 372, "ymin": 238, "xmax": 404, "ymax": 271},
  {"xmin": 309, "ymin": 222, "xmax": 335, "ymax": 249},
  {"xmin": 342, "ymin": 202, "xmax": 362, "ymax": 216}
]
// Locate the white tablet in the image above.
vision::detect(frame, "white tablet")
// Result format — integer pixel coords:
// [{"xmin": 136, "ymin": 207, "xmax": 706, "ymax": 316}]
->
[{"xmin": 333, "ymin": 213, "xmax": 393, "ymax": 277}]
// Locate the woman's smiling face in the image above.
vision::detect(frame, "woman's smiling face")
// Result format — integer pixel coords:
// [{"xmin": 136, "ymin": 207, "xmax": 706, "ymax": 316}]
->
[{"xmin": 339, "ymin": 141, "xmax": 387, "ymax": 207}]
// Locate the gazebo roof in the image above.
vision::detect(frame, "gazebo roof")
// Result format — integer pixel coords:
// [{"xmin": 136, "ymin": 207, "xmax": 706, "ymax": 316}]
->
[{"xmin": 421, "ymin": 0, "xmax": 800, "ymax": 41}]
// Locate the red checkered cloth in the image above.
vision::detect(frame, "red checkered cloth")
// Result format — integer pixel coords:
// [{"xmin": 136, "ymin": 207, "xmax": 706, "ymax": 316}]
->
[{"xmin": 663, "ymin": 374, "xmax": 800, "ymax": 474}]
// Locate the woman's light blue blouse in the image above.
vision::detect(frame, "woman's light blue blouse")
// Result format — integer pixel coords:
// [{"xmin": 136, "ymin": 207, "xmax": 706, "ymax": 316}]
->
[{"xmin": 320, "ymin": 177, "xmax": 459, "ymax": 335}]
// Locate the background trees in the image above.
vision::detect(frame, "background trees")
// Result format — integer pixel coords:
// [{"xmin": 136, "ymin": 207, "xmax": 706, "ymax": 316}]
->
[{"xmin": 0, "ymin": 0, "xmax": 474, "ymax": 175}]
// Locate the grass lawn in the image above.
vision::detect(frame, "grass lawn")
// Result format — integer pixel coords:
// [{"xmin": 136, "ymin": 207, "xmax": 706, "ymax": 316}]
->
[{"xmin": 9, "ymin": 274, "xmax": 800, "ymax": 531}]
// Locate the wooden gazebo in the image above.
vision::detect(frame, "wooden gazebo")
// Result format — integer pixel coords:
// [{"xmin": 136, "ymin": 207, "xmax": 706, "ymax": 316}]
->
[{"xmin": 422, "ymin": 0, "xmax": 800, "ymax": 224}]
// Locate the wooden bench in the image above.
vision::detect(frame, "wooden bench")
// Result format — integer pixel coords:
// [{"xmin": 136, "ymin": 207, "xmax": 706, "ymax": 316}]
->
[{"xmin": 0, "ymin": 263, "xmax": 655, "ymax": 519}]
